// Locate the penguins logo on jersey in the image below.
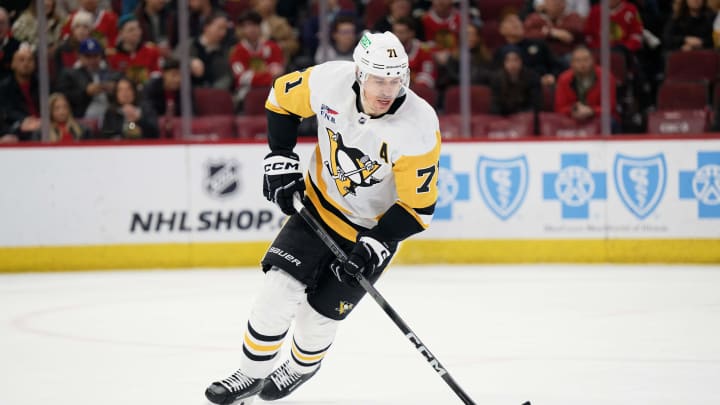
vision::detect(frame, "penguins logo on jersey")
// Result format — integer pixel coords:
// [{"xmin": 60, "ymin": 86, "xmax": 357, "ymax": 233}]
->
[
  {"xmin": 323, "ymin": 128, "xmax": 382, "ymax": 196},
  {"xmin": 336, "ymin": 301, "xmax": 354, "ymax": 315}
]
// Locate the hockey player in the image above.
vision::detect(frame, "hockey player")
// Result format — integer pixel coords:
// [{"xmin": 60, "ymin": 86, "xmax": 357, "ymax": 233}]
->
[{"xmin": 205, "ymin": 31, "xmax": 441, "ymax": 405}]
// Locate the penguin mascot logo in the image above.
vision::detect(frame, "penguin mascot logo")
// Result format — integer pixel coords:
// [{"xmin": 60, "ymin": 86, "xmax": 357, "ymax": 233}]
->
[{"xmin": 324, "ymin": 128, "xmax": 382, "ymax": 196}]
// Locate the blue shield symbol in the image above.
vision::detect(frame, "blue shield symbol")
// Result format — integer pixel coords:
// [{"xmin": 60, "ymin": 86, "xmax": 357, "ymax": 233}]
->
[
  {"xmin": 614, "ymin": 153, "xmax": 667, "ymax": 219},
  {"xmin": 477, "ymin": 156, "xmax": 528, "ymax": 220}
]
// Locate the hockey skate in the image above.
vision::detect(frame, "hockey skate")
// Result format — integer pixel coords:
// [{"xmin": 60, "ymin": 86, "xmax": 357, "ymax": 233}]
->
[
  {"xmin": 258, "ymin": 360, "xmax": 320, "ymax": 401},
  {"xmin": 205, "ymin": 369, "xmax": 264, "ymax": 405}
]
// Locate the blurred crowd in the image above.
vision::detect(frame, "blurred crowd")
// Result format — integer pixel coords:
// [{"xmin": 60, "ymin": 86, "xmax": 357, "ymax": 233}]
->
[{"xmin": 1, "ymin": 0, "xmax": 719, "ymax": 142}]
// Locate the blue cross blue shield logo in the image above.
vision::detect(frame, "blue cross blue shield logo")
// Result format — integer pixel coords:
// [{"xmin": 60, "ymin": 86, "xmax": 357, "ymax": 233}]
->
[
  {"xmin": 477, "ymin": 155, "xmax": 528, "ymax": 220},
  {"xmin": 435, "ymin": 155, "xmax": 469, "ymax": 220},
  {"xmin": 543, "ymin": 153, "xmax": 606, "ymax": 219},
  {"xmin": 613, "ymin": 153, "xmax": 667, "ymax": 220},
  {"xmin": 679, "ymin": 151, "xmax": 720, "ymax": 218}
]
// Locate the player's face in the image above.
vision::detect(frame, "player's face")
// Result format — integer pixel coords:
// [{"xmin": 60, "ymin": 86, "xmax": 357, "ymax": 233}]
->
[{"xmin": 361, "ymin": 74, "xmax": 403, "ymax": 116}]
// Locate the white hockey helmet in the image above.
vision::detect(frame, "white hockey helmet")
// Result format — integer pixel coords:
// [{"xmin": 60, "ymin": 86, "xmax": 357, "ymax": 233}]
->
[{"xmin": 353, "ymin": 31, "xmax": 410, "ymax": 88}]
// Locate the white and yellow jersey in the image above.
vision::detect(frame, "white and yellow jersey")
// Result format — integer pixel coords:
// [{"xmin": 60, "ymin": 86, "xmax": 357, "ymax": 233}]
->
[{"xmin": 265, "ymin": 61, "xmax": 441, "ymax": 242}]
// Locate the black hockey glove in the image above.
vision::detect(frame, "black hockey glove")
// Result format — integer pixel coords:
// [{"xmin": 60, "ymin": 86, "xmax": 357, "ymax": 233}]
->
[
  {"xmin": 331, "ymin": 234, "xmax": 391, "ymax": 285},
  {"xmin": 263, "ymin": 152, "xmax": 305, "ymax": 215}
]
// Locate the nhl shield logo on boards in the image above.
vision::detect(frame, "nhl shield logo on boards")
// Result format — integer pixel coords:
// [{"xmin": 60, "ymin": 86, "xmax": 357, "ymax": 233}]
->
[
  {"xmin": 477, "ymin": 155, "xmax": 528, "ymax": 220},
  {"xmin": 614, "ymin": 153, "xmax": 666, "ymax": 219},
  {"xmin": 204, "ymin": 159, "xmax": 240, "ymax": 199}
]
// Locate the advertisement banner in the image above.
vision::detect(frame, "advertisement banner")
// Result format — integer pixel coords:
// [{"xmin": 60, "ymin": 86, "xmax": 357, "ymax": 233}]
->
[{"xmin": 0, "ymin": 138, "xmax": 718, "ymax": 269}]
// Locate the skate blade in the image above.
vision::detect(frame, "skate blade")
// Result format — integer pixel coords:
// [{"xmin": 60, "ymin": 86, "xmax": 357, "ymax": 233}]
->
[{"xmin": 234, "ymin": 397, "xmax": 255, "ymax": 405}]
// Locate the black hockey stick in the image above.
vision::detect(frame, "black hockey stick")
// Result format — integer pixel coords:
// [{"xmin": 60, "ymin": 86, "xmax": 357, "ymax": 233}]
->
[{"xmin": 291, "ymin": 194, "xmax": 481, "ymax": 405}]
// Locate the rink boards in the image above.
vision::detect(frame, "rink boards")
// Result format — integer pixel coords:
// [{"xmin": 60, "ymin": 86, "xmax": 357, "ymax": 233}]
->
[{"xmin": 1, "ymin": 137, "xmax": 719, "ymax": 271}]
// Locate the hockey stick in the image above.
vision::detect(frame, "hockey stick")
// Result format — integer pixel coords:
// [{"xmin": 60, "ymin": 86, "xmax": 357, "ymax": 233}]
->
[{"xmin": 291, "ymin": 194, "xmax": 480, "ymax": 405}]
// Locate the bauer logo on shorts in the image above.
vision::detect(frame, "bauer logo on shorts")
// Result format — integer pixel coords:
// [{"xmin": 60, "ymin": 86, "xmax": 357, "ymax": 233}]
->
[
  {"xmin": 614, "ymin": 153, "xmax": 667, "ymax": 220},
  {"xmin": 477, "ymin": 155, "xmax": 528, "ymax": 220},
  {"xmin": 204, "ymin": 159, "xmax": 240, "ymax": 199}
]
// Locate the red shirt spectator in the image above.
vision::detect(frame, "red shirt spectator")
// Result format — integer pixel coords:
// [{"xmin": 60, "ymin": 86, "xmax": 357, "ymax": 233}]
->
[
  {"xmin": 230, "ymin": 11, "xmax": 284, "ymax": 92},
  {"xmin": 61, "ymin": 0, "xmax": 119, "ymax": 48},
  {"xmin": 420, "ymin": 0, "xmax": 461, "ymax": 50},
  {"xmin": 585, "ymin": 0, "xmax": 643, "ymax": 52},
  {"xmin": 106, "ymin": 16, "xmax": 160, "ymax": 86},
  {"xmin": 392, "ymin": 16, "xmax": 436, "ymax": 89},
  {"xmin": 524, "ymin": 0, "xmax": 586, "ymax": 56},
  {"xmin": 555, "ymin": 46, "xmax": 617, "ymax": 120},
  {"xmin": 230, "ymin": 39, "xmax": 284, "ymax": 88}
]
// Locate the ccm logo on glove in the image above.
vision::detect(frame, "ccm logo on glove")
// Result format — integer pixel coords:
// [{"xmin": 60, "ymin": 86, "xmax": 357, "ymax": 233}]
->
[
  {"xmin": 264, "ymin": 158, "xmax": 300, "ymax": 173},
  {"xmin": 263, "ymin": 152, "xmax": 305, "ymax": 215}
]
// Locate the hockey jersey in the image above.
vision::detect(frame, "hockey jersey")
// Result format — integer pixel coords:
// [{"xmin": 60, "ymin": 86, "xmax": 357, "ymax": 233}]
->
[
  {"xmin": 106, "ymin": 42, "xmax": 161, "ymax": 86},
  {"xmin": 585, "ymin": 1, "xmax": 643, "ymax": 52},
  {"xmin": 61, "ymin": 10, "xmax": 119, "ymax": 48},
  {"xmin": 265, "ymin": 61, "xmax": 441, "ymax": 242}
]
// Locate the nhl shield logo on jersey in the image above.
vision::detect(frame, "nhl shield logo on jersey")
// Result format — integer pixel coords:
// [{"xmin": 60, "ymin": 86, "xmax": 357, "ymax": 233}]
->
[
  {"xmin": 323, "ymin": 128, "xmax": 382, "ymax": 196},
  {"xmin": 204, "ymin": 159, "xmax": 240, "ymax": 199},
  {"xmin": 477, "ymin": 155, "xmax": 529, "ymax": 220},
  {"xmin": 614, "ymin": 153, "xmax": 667, "ymax": 220}
]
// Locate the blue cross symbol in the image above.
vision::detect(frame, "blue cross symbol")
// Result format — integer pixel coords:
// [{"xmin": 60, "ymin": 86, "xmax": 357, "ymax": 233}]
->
[
  {"xmin": 679, "ymin": 151, "xmax": 720, "ymax": 218},
  {"xmin": 435, "ymin": 154, "xmax": 469, "ymax": 220},
  {"xmin": 543, "ymin": 153, "xmax": 606, "ymax": 219}
]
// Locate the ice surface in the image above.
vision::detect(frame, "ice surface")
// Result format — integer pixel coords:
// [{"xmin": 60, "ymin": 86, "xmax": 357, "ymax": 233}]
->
[{"xmin": 1, "ymin": 265, "xmax": 719, "ymax": 405}]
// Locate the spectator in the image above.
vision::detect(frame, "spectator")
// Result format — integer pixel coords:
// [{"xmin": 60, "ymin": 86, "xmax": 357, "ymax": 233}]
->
[
  {"xmin": 48, "ymin": 92, "xmax": 92, "ymax": 142},
  {"xmin": 438, "ymin": 22, "xmax": 493, "ymax": 90},
  {"xmin": 106, "ymin": 14, "xmax": 160, "ymax": 87},
  {"xmin": 253, "ymin": 0, "xmax": 299, "ymax": 63},
  {"xmin": 11, "ymin": 0, "xmax": 64, "ymax": 52},
  {"xmin": 314, "ymin": 14, "xmax": 358, "ymax": 63},
  {"xmin": 60, "ymin": 0, "xmax": 119, "ymax": 48},
  {"xmin": 188, "ymin": 13, "xmax": 233, "ymax": 89},
  {"xmin": 101, "ymin": 76, "xmax": 157, "ymax": 138},
  {"xmin": 497, "ymin": 12, "xmax": 562, "ymax": 87},
  {"xmin": 142, "ymin": 57, "xmax": 186, "ymax": 117},
  {"xmin": 142, "ymin": 57, "xmax": 193, "ymax": 138},
  {"xmin": 524, "ymin": 0, "xmax": 585, "ymax": 58},
  {"xmin": 0, "ymin": 44, "xmax": 40, "ymax": 142},
  {"xmin": 230, "ymin": 10, "xmax": 284, "ymax": 103},
  {"xmin": 555, "ymin": 46, "xmax": 617, "ymax": 125},
  {"xmin": 392, "ymin": 16, "xmax": 436, "ymax": 89},
  {"xmin": 0, "ymin": 7, "xmax": 22, "ymax": 83},
  {"xmin": 53, "ymin": 9, "xmax": 92, "ymax": 77},
  {"xmin": 585, "ymin": 0, "xmax": 644, "ymax": 54},
  {"xmin": 490, "ymin": 45, "xmax": 542, "ymax": 116},
  {"xmin": 189, "ymin": 0, "xmax": 234, "ymax": 49},
  {"xmin": 56, "ymin": 38, "xmax": 121, "ymax": 121},
  {"xmin": 300, "ymin": 0, "xmax": 359, "ymax": 58},
  {"xmin": 373, "ymin": 0, "xmax": 425, "ymax": 40},
  {"xmin": 665, "ymin": 0, "xmax": 715, "ymax": 51},
  {"xmin": 133, "ymin": 0, "xmax": 177, "ymax": 55},
  {"xmin": 524, "ymin": 0, "xmax": 589, "ymax": 18},
  {"xmin": 420, "ymin": 0, "xmax": 460, "ymax": 50}
]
